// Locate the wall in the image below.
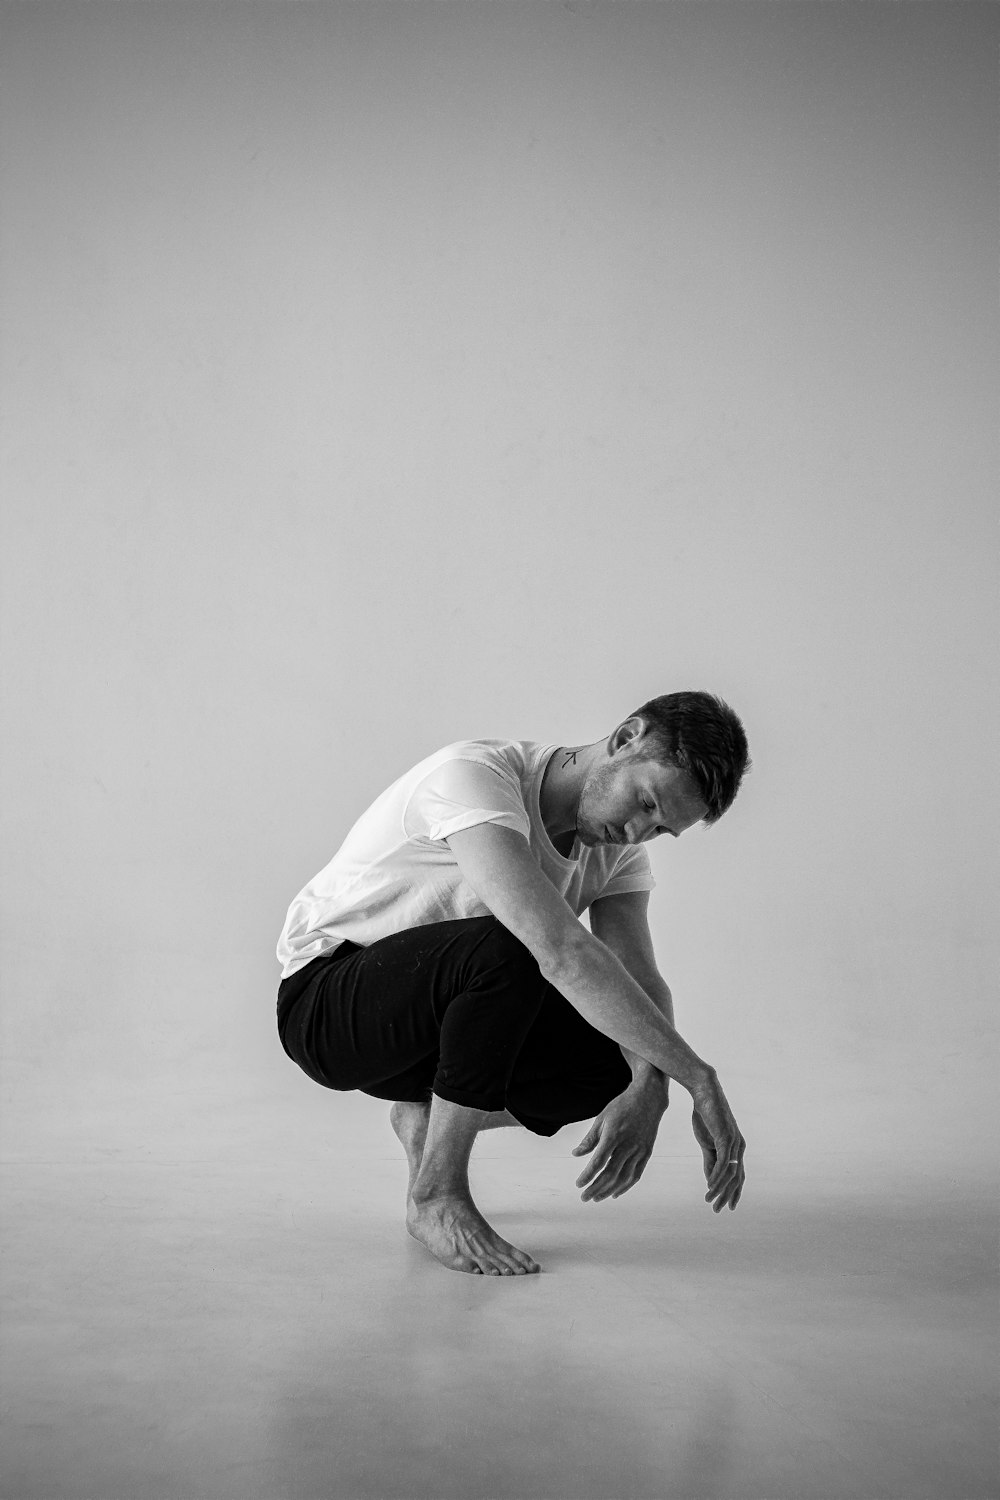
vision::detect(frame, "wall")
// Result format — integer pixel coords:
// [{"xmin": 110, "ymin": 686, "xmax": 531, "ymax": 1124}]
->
[{"xmin": 2, "ymin": 1, "xmax": 996, "ymax": 1179}]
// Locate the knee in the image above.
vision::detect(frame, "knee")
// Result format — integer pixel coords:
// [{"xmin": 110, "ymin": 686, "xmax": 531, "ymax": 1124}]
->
[{"xmin": 469, "ymin": 915, "xmax": 544, "ymax": 984}]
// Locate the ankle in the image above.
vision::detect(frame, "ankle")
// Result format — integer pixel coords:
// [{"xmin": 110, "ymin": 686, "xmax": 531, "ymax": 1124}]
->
[{"xmin": 409, "ymin": 1173, "xmax": 469, "ymax": 1206}]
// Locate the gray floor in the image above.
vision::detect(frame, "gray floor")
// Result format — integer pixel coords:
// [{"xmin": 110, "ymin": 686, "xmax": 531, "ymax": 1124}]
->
[{"xmin": 2, "ymin": 1096, "xmax": 997, "ymax": 1500}]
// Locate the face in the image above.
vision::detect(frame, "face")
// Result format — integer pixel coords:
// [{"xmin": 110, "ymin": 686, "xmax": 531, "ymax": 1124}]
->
[{"xmin": 575, "ymin": 744, "xmax": 707, "ymax": 848}]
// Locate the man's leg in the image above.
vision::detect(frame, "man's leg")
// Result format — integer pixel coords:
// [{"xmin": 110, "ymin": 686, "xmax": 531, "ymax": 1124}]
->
[
  {"xmin": 389, "ymin": 1100, "xmax": 516, "ymax": 1198},
  {"xmin": 504, "ymin": 985, "xmax": 634, "ymax": 1137},
  {"xmin": 277, "ymin": 916, "xmax": 548, "ymax": 1274},
  {"xmin": 401, "ymin": 1097, "xmax": 539, "ymax": 1275},
  {"xmin": 396, "ymin": 985, "xmax": 631, "ymax": 1272}
]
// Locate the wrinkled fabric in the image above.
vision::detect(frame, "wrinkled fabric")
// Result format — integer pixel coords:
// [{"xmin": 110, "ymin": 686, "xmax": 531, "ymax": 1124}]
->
[
  {"xmin": 277, "ymin": 739, "xmax": 654, "ymax": 979},
  {"xmin": 277, "ymin": 915, "xmax": 631, "ymax": 1134}
]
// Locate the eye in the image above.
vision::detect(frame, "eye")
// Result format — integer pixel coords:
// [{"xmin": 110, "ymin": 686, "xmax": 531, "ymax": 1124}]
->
[{"xmin": 642, "ymin": 799, "xmax": 654, "ymax": 812}]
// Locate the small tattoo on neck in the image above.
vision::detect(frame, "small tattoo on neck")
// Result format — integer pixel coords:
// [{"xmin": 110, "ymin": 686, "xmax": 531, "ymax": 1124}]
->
[{"xmin": 561, "ymin": 750, "xmax": 578, "ymax": 769}]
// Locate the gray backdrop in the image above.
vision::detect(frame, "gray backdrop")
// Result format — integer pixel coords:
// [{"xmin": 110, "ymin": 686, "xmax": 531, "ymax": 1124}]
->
[{"xmin": 2, "ymin": 1, "xmax": 996, "ymax": 1191}]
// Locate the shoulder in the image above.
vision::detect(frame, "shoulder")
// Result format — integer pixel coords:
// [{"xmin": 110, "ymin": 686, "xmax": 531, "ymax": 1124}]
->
[
  {"xmin": 435, "ymin": 738, "xmax": 526, "ymax": 766},
  {"xmin": 402, "ymin": 741, "xmax": 531, "ymax": 842},
  {"xmin": 420, "ymin": 739, "xmax": 529, "ymax": 784}
]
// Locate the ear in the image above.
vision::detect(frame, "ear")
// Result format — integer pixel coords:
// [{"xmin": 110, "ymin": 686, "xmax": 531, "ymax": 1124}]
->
[{"xmin": 609, "ymin": 716, "xmax": 648, "ymax": 756}]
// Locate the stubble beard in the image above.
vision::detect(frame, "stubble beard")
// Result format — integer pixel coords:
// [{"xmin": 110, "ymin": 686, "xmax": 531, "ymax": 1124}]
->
[{"xmin": 575, "ymin": 760, "xmax": 622, "ymax": 846}]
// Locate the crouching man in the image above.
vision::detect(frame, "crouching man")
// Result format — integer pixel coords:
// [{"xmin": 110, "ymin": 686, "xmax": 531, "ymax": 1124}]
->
[{"xmin": 276, "ymin": 690, "xmax": 750, "ymax": 1276}]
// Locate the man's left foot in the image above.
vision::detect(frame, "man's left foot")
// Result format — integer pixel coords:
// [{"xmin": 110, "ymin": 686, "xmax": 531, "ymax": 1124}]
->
[
  {"xmin": 389, "ymin": 1100, "xmax": 431, "ymax": 1198},
  {"xmin": 405, "ymin": 1190, "xmax": 540, "ymax": 1275}
]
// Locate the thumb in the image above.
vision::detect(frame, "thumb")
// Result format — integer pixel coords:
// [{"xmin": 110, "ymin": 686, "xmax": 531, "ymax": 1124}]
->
[{"xmin": 571, "ymin": 1121, "xmax": 601, "ymax": 1157}]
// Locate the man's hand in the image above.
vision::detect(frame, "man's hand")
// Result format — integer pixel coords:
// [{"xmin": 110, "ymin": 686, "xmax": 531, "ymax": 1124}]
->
[
  {"xmin": 690, "ymin": 1072, "xmax": 746, "ymax": 1212},
  {"xmin": 571, "ymin": 1083, "xmax": 667, "ymax": 1203}
]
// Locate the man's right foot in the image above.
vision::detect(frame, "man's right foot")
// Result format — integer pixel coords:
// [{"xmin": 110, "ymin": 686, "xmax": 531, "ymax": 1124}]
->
[{"xmin": 405, "ymin": 1192, "xmax": 540, "ymax": 1276}]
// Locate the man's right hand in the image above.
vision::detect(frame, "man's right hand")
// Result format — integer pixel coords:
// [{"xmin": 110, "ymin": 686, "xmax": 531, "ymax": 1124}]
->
[{"xmin": 690, "ymin": 1073, "xmax": 746, "ymax": 1212}]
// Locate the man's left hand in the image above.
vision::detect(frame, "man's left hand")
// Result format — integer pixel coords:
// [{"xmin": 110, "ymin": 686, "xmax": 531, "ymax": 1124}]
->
[{"xmin": 571, "ymin": 1083, "xmax": 668, "ymax": 1202}]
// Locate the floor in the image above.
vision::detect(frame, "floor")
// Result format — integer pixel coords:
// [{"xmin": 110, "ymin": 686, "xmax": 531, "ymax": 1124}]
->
[{"xmin": 1, "ymin": 1089, "xmax": 997, "ymax": 1500}]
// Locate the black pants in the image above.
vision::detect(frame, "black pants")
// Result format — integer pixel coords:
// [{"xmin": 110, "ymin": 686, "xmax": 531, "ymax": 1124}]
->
[{"xmin": 276, "ymin": 915, "xmax": 631, "ymax": 1136}]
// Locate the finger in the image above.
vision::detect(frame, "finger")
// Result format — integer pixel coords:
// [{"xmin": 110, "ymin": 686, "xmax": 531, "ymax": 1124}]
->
[
  {"xmin": 706, "ymin": 1155, "xmax": 732, "ymax": 1194},
  {"xmin": 724, "ymin": 1145, "xmax": 746, "ymax": 1209},
  {"xmin": 592, "ymin": 1150, "xmax": 647, "ymax": 1203},
  {"xmin": 575, "ymin": 1144, "xmax": 614, "ymax": 1190},
  {"xmin": 581, "ymin": 1148, "xmax": 635, "ymax": 1201},
  {"xmin": 709, "ymin": 1145, "xmax": 746, "ymax": 1211},
  {"xmin": 714, "ymin": 1169, "xmax": 737, "ymax": 1211},
  {"xmin": 708, "ymin": 1178, "xmax": 735, "ymax": 1211},
  {"xmin": 611, "ymin": 1155, "xmax": 647, "ymax": 1199},
  {"xmin": 571, "ymin": 1124, "xmax": 600, "ymax": 1157},
  {"xmin": 706, "ymin": 1133, "xmax": 738, "ymax": 1192},
  {"xmin": 580, "ymin": 1152, "xmax": 622, "ymax": 1200},
  {"xmin": 705, "ymin": 1151, "xmax": 739, "ymax": 1204},
  {"xmin": 720, "ymin": 1171, "xmax": 743, "ymax": 1213},
  {"xmin": 727, "ymin": 1150, "xmax": 747, "ymax": 1211}
]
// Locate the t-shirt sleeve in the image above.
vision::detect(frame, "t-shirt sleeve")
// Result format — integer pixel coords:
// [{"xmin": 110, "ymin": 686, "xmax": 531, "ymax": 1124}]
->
[
  {"xmin": 402, "ymin": 756, "xmax": 532, "ymax": 845},
  {"xmin": 598, "ymin": 843, "xmax": 657, "ymax": 898}
]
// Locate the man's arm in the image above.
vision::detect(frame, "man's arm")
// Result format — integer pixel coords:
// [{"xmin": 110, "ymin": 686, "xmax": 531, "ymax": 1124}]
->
[
  {"xmin": 447, "ymin": 826, "xmax": 706, "ymax": 1087},
  {"xmin": 567, "ymin": 891, "xmax": 673, "ymax": 1202},
  {"xmin": 444, "ymin": 822, "xmax": 745, "ymax": 1211},
  {"xmin": 589, "ymin": 890, "xmax": 674, "ymax": 1101}
]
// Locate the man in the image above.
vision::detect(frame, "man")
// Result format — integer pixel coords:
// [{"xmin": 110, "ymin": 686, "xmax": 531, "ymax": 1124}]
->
[{"xmin": 276, "ymin": 690, "xmax": 750, "ymax": 1277}]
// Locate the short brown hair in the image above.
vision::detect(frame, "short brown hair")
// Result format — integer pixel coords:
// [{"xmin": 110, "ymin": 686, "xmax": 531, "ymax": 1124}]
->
[{"xmin": 628, "ymin": 691, "xmax": 751, "ymax": 824}]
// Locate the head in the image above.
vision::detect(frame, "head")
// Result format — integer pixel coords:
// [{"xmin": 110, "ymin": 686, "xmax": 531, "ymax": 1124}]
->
[{"xmin": 575, "ymin": 691, "xmax": 751, "ymax": 847}]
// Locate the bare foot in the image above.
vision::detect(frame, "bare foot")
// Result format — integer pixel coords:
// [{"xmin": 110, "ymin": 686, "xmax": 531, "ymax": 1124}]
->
[
  {"xmin": 406, "ymin": 1193, "xmax": 540, "ymax": 1276},
  {"xmin": 389, "ymin": 1100, "xmax": 431, "ymax": 1199}
]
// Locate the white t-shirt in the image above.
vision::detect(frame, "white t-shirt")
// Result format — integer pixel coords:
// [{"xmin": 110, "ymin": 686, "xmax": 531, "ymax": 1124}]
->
[{"xmin": 277, "ymin": 739, "xmax": 656, "ymax": 978}]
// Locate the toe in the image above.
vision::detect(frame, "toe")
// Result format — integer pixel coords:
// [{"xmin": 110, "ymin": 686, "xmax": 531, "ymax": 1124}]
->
[
  {"xmin": 487, "ymin": 1252, "xmax": 519, "ymax": 1276},
  {"xmin": 453, "ymin": 1254, "xmax": 482, "ymax": 1274}
]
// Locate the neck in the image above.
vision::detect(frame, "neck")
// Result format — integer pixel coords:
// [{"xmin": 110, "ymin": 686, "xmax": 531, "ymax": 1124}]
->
[{"xmin": 539, "ymin": 740, "xmax": 605, "ymax": 839}]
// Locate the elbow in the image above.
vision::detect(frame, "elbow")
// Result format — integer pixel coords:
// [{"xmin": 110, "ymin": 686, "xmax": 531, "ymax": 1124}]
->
[{"xmin": 538, "ymin": 925, "xmax": 597, "ymax": 989}]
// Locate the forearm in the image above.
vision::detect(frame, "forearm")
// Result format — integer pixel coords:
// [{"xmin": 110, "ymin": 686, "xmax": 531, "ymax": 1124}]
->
[
  {"xmin": 546, "ymin": 932, "xmax": 711, "ymax": 1094},
  {"xmin": 619, "ymin": 969, "xmax": 675, "ymax": 1095}
]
